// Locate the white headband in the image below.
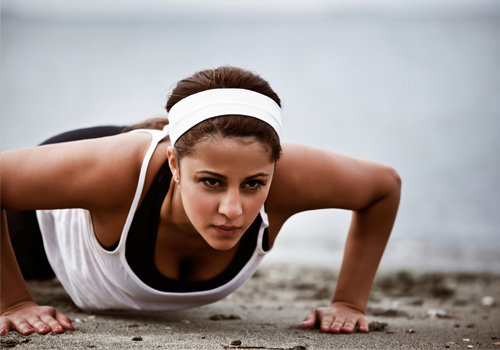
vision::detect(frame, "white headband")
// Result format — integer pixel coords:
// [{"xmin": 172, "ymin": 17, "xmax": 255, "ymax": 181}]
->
[{"xmin": 165, "ymin": 88, "xmax": 282, "ymax": 146}]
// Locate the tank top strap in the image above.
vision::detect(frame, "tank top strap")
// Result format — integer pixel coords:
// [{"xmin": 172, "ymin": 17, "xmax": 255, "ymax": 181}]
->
[
  {"xmin": 256, "ymin": 205, "xmax": 270, "ymax": 254},
  {"xmin": 115, "ymin": 128, "xmax": 169, "ymax": 251}
]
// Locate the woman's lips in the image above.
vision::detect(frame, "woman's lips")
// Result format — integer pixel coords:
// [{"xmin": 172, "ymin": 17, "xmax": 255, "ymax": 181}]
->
[{"xmin": 213, "ymin": 225, "xmax": 241, "ymax": 237}]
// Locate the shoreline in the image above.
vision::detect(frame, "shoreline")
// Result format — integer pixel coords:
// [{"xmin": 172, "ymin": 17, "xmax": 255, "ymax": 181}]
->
[{"xmin": 1, "ymin": 264, "xmax": 499, "ymax": 349}]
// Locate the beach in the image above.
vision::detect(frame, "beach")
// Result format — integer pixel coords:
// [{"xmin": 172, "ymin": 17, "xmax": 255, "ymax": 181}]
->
[{"xmin": 2, "ymin": 264, "xmax": 499, "ymax": 349}]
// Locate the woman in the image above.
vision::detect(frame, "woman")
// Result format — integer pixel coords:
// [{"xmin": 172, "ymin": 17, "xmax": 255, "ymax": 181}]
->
[{"xmin": 0, "ymin": 66, "xmax": 401, "ymax": 336}]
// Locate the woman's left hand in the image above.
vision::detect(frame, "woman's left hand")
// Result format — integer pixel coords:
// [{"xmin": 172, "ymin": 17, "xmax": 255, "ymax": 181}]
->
[{"xmin": 300, "ymin": 301, "xmax": 369, "ymax": 333}]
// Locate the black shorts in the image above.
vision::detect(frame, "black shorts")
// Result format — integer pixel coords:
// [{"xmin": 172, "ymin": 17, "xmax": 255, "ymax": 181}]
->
[{"xmin": 7, "ymin": 125, "xmax": 124, "ymax": 280}]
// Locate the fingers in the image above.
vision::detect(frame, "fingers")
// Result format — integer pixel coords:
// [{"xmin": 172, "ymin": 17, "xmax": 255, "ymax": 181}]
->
[
  {"xmin": 327, "ymin": 317, "xmax": 363, "ymax": 334},
  {"xmin": 0, "ymin": 318, "xmax": 13, "ymax": 335},
  {"xmin": 55, "ymin": 310, "xmax": 74, "ymax": 330},
  {"xmin": 310, "ymin": 311, "xmax": 367, "ymax": 334},
  {"xmin": 1, "ymin": 306, "xmax": 74, "ymax": 336},
  {"xmin": 13, "ymin": 320, "xmax": 35, "ymax": 335},
  {"xmin": 340, "ymin": 319, "xmax": 356, "ymax": 333},
  {"xmin": 302, "ymin": 303, "xmax": 372, "ymax": 335},
  {"xmin": 357, "ymin": 316, "xmax": 370, "ymax": 333},
  {"xmin": 328, "ymin": 316, "xmax": 343, "ymax": 333},
  {"xmin": 0, "ymin": 316, "xmax": 34, "ymax": 335},
  {"xmin": 321, "ymin": 315, "xmax": 336, "ymax": 333},
  {"xmin": 25, "ymin": 317, "xmax": 51, "ymax": 334},
  {"xmin": 40, "ymin": 314, "xmax": 64, "ymax": 334},
  {"xmin": 300, "ymin": 310, "xmax": 317, "ymax": 328},
  {"xmin": 36, "ymin": 307, "xmax": 73, "ymax": 333}
]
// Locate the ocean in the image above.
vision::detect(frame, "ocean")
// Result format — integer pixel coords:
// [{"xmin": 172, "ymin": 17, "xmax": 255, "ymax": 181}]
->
[{"xmin": 2, "ymin": 0, "xmax": 500, "ymax": 272}]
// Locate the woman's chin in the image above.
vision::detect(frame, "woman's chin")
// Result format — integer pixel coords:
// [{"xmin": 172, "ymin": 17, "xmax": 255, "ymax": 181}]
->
[{"xmin": 205, "ymin": 237, "xmax": 240, "ymax": 251}]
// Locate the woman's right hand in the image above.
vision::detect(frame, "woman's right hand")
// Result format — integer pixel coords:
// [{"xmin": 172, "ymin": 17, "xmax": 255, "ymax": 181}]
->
[{"xmin": 0, "ymin": 300, "xmax": 73, "ymax": 335}]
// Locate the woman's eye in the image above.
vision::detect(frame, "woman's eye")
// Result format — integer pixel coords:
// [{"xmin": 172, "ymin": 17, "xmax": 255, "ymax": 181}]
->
[
  {"xmin": 201, "ymin": 178, "xmax": 221, "ymax": 188},
  {"xmin": 243, "ymin": 180, "xmax": 265, "ymax": 191}
]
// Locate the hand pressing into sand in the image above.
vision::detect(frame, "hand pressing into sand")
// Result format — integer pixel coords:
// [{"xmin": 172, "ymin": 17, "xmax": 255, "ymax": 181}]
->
[
  {"xmin": 301, "ymin": 301, "xmax": 369, "ymax": 334},
  {"xmin": 0, "ymin": 300, "xmax": 73, "ymax": 335}
]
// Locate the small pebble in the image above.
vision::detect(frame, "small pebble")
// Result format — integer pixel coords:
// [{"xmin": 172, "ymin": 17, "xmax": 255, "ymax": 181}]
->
[
  {"xmin": 231, "ymin": 340, "xmax": 242, "ymax": 346},
  {"xmin": 132, "ymin": 336, "xmax": 143, "ymax": 341},
  {"xmin": 209, "ymin": 314, "xmax": 241, "ymax": 321},
  {"xmin": 181, "ymin": 319, "xmax": 191, "ymax": 324},
  {"xmin": 481, "ymin": 296, "xmax": 495, "ymax": 307},
  {"xmin": 368, "ymin": 321, "xmax": 388, "ymax": 332},
  {"xmin": 164, "ymin": 327, "xmax": 172, "ymax": 331},
  {"xmin": 406, "ymin": 329, "xmax": 416, "ymax": 334},
  {"xmin": 463, "ymin": 338, "xmax": 471, "ymax": 342},
  {"xmin": 467, "ymin": 346, "xmax": 473, "ymax": 349},
  {"xmin": 427, "ymin": 309, "xmax": 449, "ymax": 318}
]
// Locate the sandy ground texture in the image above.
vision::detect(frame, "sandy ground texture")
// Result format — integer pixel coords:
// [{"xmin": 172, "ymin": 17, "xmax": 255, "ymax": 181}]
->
[{"xmin": 1, "ymin": 265, "xmax": 499, "ymax": 350}]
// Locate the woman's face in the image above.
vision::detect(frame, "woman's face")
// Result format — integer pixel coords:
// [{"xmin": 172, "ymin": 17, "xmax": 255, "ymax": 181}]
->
[{"xmin": 168, "ymin": 136, "xmax": 275, "ymax": 251}]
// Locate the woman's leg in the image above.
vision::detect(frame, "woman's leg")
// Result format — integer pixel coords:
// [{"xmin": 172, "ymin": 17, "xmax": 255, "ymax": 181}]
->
[
  {"xmin": 7, "ymin": 125, "xmax": 125, "ymax": 280},
  {"xmin": 39, "ymin": 125, "xmax": 125, "ymax": 145}
]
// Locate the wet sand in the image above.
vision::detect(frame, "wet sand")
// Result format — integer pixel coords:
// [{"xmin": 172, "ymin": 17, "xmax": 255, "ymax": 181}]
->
[{"xmin": 1, "ymin": 264, "xmax": 499, "ymax": 349}]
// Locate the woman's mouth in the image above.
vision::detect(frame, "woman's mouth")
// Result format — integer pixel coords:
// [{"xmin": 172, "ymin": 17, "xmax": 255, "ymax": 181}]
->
[{"xmin": 213, "ymin": 225, "xmax": 241, "ymax": 237}]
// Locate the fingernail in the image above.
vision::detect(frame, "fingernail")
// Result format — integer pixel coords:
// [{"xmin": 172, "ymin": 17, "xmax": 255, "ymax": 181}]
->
[
  {"xmin": 0, "ymin": 328, "xmax": 8, "ymax": 335},
  {"xmin": 24, "ymin": 327, "xmax": 34, "ymax": 334},
  {"xmin": 66, "ymin": 323, "xmax": 74, "ymax": 330},
  {"xmin": 40, "ymin": 326, "xmax": 50, "ymax": 332},
  {"xmin": 54, "ymin": 326, "xmax": 63, "ymax": 332}
]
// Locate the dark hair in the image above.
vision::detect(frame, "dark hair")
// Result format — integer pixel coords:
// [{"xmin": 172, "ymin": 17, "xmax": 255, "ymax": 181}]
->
[{"xmin": 166, "ymin": 66, "xmax": 282, "ymax": 162}]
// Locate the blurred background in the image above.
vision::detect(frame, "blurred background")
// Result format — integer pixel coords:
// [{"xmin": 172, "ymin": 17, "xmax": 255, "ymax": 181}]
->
[{"xmin": 2, "ymin": 0, "xmax": 499, "ymax": 272}]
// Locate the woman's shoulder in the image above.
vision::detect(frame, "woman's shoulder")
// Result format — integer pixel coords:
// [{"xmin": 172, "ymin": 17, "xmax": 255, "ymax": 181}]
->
[{"xmin": 1, "ymin": 131, "xmax": 156, "ymax": 212}]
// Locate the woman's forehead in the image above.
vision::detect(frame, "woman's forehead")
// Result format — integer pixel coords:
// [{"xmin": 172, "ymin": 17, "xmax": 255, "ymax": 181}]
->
[
  {"xmin": 180, "ymin": 137, "xmax": 274, "ymax": 175},
  {"xmin": 192, "ymin": 136, "xmax": 271, "ymax": 157}
]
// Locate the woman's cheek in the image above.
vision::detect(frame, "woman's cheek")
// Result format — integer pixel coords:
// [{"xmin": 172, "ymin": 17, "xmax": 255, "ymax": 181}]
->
[{"xmin": 185, "ymin": 189, "xmax": 212, "ymax": 213}]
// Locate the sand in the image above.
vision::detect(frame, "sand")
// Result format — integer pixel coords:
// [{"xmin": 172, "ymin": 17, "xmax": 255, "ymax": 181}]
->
[{"xmin": 1, "ymin": 264, "xmax": 499, "ymax": 350}]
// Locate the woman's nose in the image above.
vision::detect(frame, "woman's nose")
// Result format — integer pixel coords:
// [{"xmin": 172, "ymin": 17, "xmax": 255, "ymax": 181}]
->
[{"xmin": 218, "ymin": 189, "xmax": 243, "ymax": 219}]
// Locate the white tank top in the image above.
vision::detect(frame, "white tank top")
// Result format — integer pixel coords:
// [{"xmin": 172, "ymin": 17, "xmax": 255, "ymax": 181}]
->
[{"xmin": 36, "ymin": 129, "xmax": 271, "ymax": 311}]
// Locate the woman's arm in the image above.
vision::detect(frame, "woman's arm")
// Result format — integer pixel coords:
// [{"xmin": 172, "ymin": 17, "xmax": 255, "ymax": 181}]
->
[
  {"xmin": 1, "ymin": 132, "xmax": 147, "ymax": 212},
  {"xmin": 0, "ymin": 132, "xmax": 151, "ymax": 334},
  {"xmin": 267, "ymin": 143, "xmax": 401, "ymax": 333}
]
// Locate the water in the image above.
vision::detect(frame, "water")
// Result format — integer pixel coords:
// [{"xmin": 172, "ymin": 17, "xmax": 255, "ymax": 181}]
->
[{"xmin": 2, "ymin": 1, "xmax": 500, "ymax": 272}]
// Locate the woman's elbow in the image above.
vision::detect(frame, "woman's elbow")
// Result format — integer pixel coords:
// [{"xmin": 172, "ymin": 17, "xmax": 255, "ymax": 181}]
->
[{"xmin": 380, "ymin": 166, "xmax": 402, "ymax": 200}]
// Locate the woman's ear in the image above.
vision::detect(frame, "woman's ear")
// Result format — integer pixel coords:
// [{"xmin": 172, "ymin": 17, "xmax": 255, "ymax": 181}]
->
[{"xmin": 167, "ymin": 146, "xmax": 180, "ymax": 181}]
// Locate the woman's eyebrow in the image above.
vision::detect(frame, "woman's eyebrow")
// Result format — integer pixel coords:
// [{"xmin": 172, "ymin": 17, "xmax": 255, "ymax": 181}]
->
[
  {"xmin": 196, "ymin": 170, "xmax": 226, "ymax": 179},
  {"xmin": 245, "ymin": 173, "xmax": 270, "ymax": 180},
  {"xmin": 195, "ymin": 170, "xmax": 270, "ymax": 180}
]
